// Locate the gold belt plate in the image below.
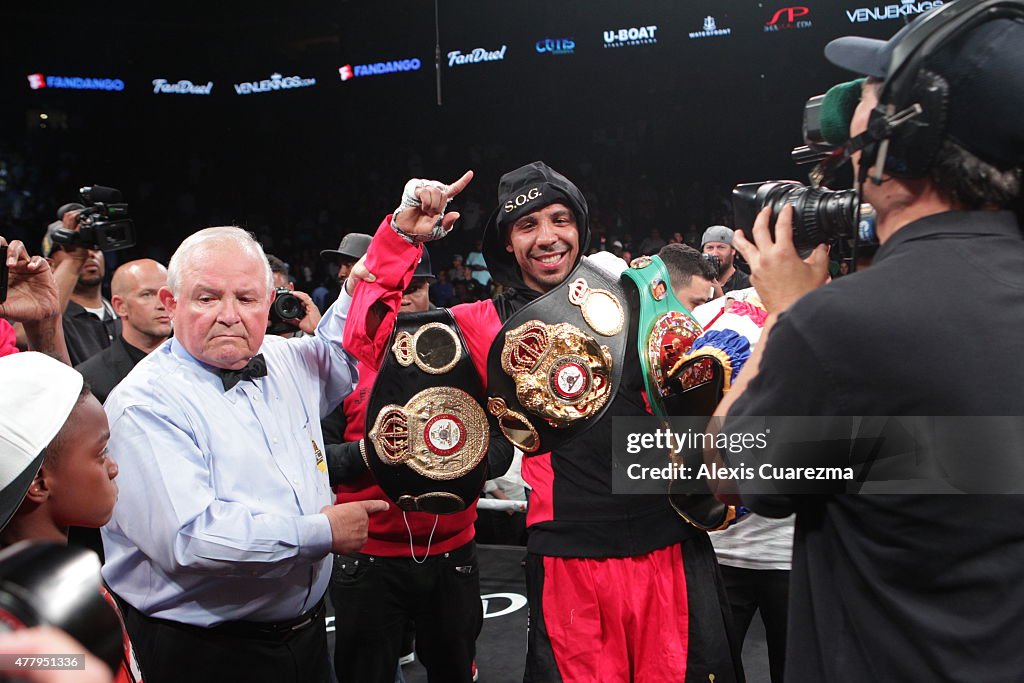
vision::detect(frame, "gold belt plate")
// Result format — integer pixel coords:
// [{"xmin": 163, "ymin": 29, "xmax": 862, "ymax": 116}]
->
[
  {"xmin": 368, "ymin": 386, "xmax": 488, "ymax": 480},
  {"xmin": 500, "ymin": 320, "xmax": 613, "ymax": 428},
  {"xmin": 648, "ymin": 311, "xmax": 702, "ymax": 394}
]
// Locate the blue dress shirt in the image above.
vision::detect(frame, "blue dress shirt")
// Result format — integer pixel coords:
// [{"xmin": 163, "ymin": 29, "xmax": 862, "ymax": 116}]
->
[{"xmin": 101, "ymin": 291, "xmax": 357, "ymax": 626}]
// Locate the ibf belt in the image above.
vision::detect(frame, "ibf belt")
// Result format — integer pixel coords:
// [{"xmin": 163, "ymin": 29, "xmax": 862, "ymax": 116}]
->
[
  {"xmin": 487, "ymin": 257, "xmax": 629, "ymax": 454},
  {"xmin": 364, "ymin": 309, "xmax": 488, "ymax": 514}
]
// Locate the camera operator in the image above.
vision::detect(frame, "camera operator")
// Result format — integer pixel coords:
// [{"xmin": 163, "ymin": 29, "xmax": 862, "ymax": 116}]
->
[
  {"xmin": 701, "ymin": 225, "xmax": 750, "ymax": 294},
  {"xmin": 265, "ymin": 254, "xmax": 320, "ymax": 339},
  {"xmin": 0, "ymin": 236, "xmax": 70, "ymax": 364},
  {"xmin": 42, "ymin": 208, "xmax": 119, "ymax": 366},
  {"xmin": 714, "ymin": 2, "xmax": 1024, "ymax": 679}
]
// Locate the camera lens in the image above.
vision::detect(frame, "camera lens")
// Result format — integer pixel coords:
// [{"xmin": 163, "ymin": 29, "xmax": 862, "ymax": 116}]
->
[
  {"xmin": 270, "ymin": 289, "xmax": 305, "ymax": 322},
  {"xmin": 732, "ymin": 181, "xmax": 860, "ymax": 249},
  {"xmin": 278, "ymin": 298, "xmax": 301, "ymax": 319}
]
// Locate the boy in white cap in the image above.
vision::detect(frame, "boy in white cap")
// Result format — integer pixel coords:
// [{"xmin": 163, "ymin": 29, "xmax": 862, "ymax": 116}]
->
[{"xmin": 0, "ymin": 352, "xmax": 138, "ymax": 682}]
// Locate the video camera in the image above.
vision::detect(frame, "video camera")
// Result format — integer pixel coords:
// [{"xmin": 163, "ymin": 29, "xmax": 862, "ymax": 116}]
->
[
  {"xmin": 731, "ymin": 181, "xmax": 874, "ymax": 251},
  {"xmin": 0, "ymin": 541, "xmax": 122, "ymax": 678},
  {"xmin": 50, "ymin": 185, "xmax": 136, "ymax": 253},
  {"xmin": 731, "ymin": 80, "xmax": 877, "ymax": 251},
  {"xmin": 267, "ymin": 287, "xmax": 307, "ymax": 335}
]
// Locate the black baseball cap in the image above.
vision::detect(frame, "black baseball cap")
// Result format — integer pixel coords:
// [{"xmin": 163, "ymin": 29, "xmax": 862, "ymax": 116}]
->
[
  {"xmin": 825, "ymin": 4, "xmax": 1024, "ymax": 168},
  {"xmin": 320, "ymin": 233, "xmax": 372, "ymax": 262},
  {"xmin": 412, "ymin": 247, "xmax": 436, "ymax": 280}
]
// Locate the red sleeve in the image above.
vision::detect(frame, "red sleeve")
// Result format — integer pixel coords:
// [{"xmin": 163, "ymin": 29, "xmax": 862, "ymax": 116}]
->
[
  {"xmin": 342, "ymin": 216, "xmax": 422, "ymax": 369},
  {"xmin": 450, "ymin": 300, "xmax": 502, "ymax": 390},
  {"xmin": 0, "ymin": 320, "xmax": 18, "ymax": 357}
]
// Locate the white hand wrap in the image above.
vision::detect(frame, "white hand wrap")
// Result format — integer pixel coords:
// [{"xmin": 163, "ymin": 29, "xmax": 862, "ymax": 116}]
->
[{"xmin": 391, "ymin": 178, "xmax": 454, "ymax": 243}]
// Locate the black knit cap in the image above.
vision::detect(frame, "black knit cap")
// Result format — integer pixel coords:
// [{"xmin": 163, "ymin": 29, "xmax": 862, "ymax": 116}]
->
[{"xmin": 482, "ymin": 161, "xmax": 591, "ymax": 289}]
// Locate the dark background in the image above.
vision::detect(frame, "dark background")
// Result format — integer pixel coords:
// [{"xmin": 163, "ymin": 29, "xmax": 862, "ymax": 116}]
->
[{"xmin": 0, "ymin": 0, "xmax": 909, "ymax": 283}]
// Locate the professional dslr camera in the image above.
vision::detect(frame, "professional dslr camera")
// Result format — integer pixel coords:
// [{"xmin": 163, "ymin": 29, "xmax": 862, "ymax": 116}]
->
[
  {"xmin": 267, "ymin": 287, "xmax": 307, "ymax": 335},
  {"xmin": 50, "ymin": 185, "xmax": 136, "ymax": 252},
  {"xmin": 0, "ymin": 541, "xmax": 122, "ymax": 679}
]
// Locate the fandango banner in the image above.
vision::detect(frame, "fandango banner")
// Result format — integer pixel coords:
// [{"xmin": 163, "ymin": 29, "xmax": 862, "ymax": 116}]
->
[
  {"xmin": 27, "ymin": 73, "xmax": 125, "ymax": 91},
  {"xmin": 339, "ymin": 58, "xmax": 421, "ymax": 81}
]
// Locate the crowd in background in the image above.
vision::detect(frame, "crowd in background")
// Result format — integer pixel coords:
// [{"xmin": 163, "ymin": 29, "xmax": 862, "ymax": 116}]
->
[{"xmin": 0, "ymin": 132, "xmax": 741, "ymax": 307}]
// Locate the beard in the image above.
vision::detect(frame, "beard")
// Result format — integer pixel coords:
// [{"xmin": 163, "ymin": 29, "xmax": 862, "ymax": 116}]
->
[{"xmin": 78, "ymin": 273, "xmax": 103, "ymax": 288}]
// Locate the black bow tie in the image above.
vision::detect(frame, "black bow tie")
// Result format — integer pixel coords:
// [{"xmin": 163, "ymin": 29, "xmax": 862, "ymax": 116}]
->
[{"xmin": 220, "ymin": 354, "xmax": 268, "ymax": 391}]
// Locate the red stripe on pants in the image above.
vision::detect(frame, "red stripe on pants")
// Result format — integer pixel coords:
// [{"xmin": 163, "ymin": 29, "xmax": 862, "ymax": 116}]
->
[
  {"xmin": 522, "ymin": 453, "xmax": 555, "ymax": 526},
  {"xmin": 541, "ymin": 544, "xmax": 690, "ymax": 682}
]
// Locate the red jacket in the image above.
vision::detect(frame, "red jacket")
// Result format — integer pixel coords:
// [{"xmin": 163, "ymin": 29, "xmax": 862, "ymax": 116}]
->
[
  {"xmin": 0, "ymin": 320, "xmax": 18, "ymax": 357},
  {"xmin": 338, "ymin": 218, "xmax": 500, "ymax": 556}
]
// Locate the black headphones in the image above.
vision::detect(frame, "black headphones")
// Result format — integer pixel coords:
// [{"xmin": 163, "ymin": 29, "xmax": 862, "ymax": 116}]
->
[{"xmin": 859, "ymin": 0, "xmax": 1024, "ymax": 180}]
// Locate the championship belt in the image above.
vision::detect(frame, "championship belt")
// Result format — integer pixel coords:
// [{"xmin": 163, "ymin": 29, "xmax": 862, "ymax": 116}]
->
[
  {"xmin": 364, "ymin": 309, "xmax": 488, "ymax": 514},
  {"xmin": 486, "ymin": 257, "xmax": 629, "ymax": 454},
  {"xmin": 620, "ymin": 255, "xmax": 704, "ymax": 418},
  {"xmin": 664, "ymin": 328, "xmax": 755, "ymax": 530},
  {"xmin": 622, "ymin": 256, "xmax": 750, "ymax": 532}
]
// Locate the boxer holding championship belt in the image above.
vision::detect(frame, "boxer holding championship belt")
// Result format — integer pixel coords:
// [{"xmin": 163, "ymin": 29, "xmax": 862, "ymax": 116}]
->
[{"xmin": 486, "ymin": 257, "xmax": 630, "ymax": 455}]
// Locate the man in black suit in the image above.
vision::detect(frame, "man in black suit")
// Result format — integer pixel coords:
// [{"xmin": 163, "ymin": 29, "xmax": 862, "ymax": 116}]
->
[{"xmin": 76, "ymin": 259, "xmax": 171, "ymax": 403}]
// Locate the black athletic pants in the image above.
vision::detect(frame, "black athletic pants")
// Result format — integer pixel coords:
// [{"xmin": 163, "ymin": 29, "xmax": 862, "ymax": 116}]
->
[
  {"xmin": 330, "ymin": 540, "xmax": 482, "ymax": 683},
  {"xmin": 720, "ymin": 565, "xmax": 789, "ymax": 683}
]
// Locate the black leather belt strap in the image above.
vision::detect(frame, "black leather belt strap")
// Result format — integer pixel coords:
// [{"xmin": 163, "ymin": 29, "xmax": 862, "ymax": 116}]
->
[{"xmin": 211, "ymin": 599, "xmax": 325, "ymax": 639}]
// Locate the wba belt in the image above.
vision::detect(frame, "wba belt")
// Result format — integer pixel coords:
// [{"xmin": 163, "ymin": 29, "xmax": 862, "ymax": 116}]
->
[
  {"xmin": 486, "ymin": 257, "xmax": 630, "ymax": 454},
  {"xmin": 363, "ymin": 309, "xmax": 488, "ymax": 514}
]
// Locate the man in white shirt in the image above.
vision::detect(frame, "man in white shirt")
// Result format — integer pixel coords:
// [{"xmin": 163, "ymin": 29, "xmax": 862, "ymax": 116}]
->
[{"xmin": 101, "ymin": 226, "xmax": 389, "ymax": 683}]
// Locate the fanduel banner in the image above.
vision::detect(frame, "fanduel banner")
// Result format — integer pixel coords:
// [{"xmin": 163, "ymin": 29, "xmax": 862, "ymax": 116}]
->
[
  {"xmin": 152, "ymin": 79, "xmax": 213, "ymax": 95},
  {"xmin": 447, "ymin": 46, "xmax": 507, "ymax": 67}
]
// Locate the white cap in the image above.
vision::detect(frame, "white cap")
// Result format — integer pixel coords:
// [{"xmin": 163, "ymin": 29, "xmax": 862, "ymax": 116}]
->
[{"xmin": 0, "ymin": 352, "xmax": 84, "ymax": 530}]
